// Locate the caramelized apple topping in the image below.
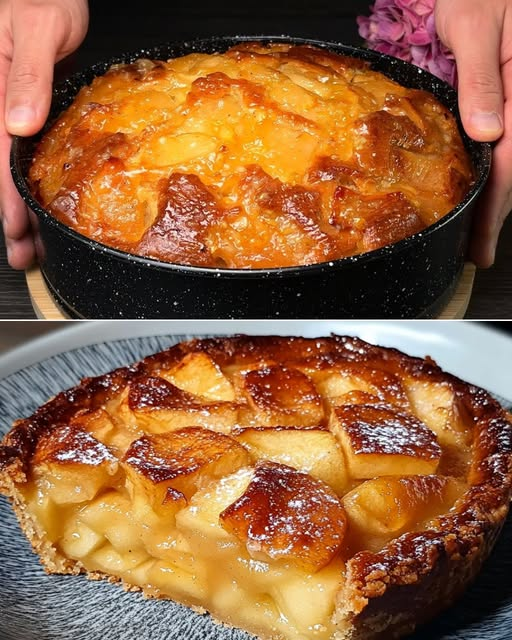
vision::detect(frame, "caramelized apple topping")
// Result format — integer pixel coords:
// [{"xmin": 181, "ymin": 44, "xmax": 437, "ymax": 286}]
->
[
  {"xmin": 29, "ymin": 43, "xmax": 473, "ymax": 267},
  {"xmin": 126, "ymin": 375, "xmax": 239, "ymax": 433},
  {"xmin": 220, "ymin": 461, "xmax": 347, "ymax": 571},
  {"xmin": 32, "ymin": 424, "xmax": 119, "ymax": 504},
  {"xmin": 342, "ymin": 475, "xmax": 464, "ymax": 552},
  {"xmin": 128, "ymin": 376, "xmax": 201, "ymax": 410},
  {"xmin": 160, "ymin": 352, "xmax": 235, "ymax": 401},
  {"xmin": 243, "ymin": 366, "xmax": 324, "ymax": 426},
  {"xmin": 234, "ymin": 426, "xmax": 349, "ymax": 494},
  {"xmin": 330, "ymin": 403, "xmax": 441, "ymax": 478},
  {"xmin": 33, "ymin": 423, "xmax": 117, "ymax": 468},
  {"xmin": 311, "ymin": 364, "xmax": 410, "ymax": 409},
  {"xmin": 123, "ymin": 426, "xmax": 251, "ymax": 501}
]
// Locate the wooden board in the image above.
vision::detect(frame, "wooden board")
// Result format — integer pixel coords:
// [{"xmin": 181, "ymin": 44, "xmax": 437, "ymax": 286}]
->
[{"xmin": 26, "ymin": 263, "xmax": 477, "ymax": 320}]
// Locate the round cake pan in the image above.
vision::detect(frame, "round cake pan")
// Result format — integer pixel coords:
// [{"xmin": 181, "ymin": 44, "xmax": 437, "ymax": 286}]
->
[{"xmin": 10, "ymin": 35, "xmax": 492, "ymax": 319}]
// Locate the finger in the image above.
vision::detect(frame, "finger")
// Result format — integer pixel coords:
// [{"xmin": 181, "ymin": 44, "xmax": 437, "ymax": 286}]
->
[
  {"xmin": 469, "ymin": 58, "xmax": 512, "ymax": 268},
  {"xmin": 470, "ymin": 62, "xmax": 512, "ymax": 268},
  {"xmin": 437, "ymin": 3, "xmax": 504, "ymax": 142},
  {"xmin": 1, "ymin": 180, "xmax": 30, "ymax": 240},
  {"xmin": 4, "ymin": 231, "xmax": 36, "ymax": 270},
  {"xmin": 0, "ymin": 54, "xmax": 31, "ymax": 241},
  {"xmin": 469, "ymin": 126, "xmax": 512, "ymax": 267},
  {"xmin": 4, "ymin": 4, "xmax": 66, "ymax": 136}
]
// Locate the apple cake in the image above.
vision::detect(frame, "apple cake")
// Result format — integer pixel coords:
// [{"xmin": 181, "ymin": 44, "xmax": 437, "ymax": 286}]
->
[
  {"xmin": 27, "ymin": 41, "xmax": 474, "ymax": 268},
  {"xmin": 1, "ymin": 334, "xmax": 511, "ymax": 640}
]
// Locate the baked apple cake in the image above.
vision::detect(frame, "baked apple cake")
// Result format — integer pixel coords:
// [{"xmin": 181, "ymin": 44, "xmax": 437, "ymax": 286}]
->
[
  {"xmin": 27, "ymin": 41, "xmax": 474, "ymax": 268},
  {"xmin": 1, "ymin": 334, "xmax": 511, "ymax": 640}
]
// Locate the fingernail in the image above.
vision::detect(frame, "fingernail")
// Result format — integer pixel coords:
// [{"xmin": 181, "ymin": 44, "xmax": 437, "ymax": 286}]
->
[
  {"xmin": 470, "ymin": 111, "xmax": 503, "ymax": 135},
  {"xmin": 6, "ymin": 106, "xmax": 36, "ymax": 131}
]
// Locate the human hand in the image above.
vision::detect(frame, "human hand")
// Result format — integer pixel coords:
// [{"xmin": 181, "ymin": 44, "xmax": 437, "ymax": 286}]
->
[
  {"xmin": 0, "ymin": 0, "xmax": 88, "ymax": 269},
  {"xmin": 435, "ymin": 0, "xmax": 512, "ymax": 268}
]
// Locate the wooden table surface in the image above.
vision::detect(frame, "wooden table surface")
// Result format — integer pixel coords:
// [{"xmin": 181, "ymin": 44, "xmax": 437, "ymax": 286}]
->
[{"xmin": 1, "ymin": 0, "xmax": 511, "ymax": 319}]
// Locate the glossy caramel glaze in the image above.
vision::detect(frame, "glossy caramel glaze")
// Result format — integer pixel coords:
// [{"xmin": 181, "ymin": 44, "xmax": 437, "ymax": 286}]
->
[
  {"xmin": 220, "ymin": 460, "xmax": 347, "ymax": 571},
  {"xmin": 333, "ymin": 404, "xmax": 441, "ymax": 459},
  {"xmin": 28, "ymin": 43, "xmax": 474, "ymax": 268},
  {"xmin": 33, "ymin": 424, "xmax": 117, "ymax": 467},
  {"xmin": 1, "ymin": 334, "xmax": 511, "ymax": 640},
  {"xmin": 123, "ymin": 427, "xmax": 248, "ymax": 485}
]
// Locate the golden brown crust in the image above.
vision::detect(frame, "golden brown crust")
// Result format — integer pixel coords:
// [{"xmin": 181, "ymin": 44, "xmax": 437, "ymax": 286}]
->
[
  {"xmin": 1, "ymin": 334, "xmax": 511, "ymax": 640},
  {"xmin": 28, "ymin": 42, "xmax": 474, "ymax": 268}
]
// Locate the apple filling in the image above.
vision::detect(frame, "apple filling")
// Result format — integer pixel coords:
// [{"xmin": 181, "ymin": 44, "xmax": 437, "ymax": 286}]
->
[{"xmin": 9, "ymin": 348, "xmax": 472, "ymax": 640}]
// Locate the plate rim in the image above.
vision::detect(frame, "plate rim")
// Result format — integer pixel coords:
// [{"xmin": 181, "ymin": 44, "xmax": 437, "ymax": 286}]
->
[{"xmin": 0, "ymin": 320, "xmax": 511, "ymax": 400}]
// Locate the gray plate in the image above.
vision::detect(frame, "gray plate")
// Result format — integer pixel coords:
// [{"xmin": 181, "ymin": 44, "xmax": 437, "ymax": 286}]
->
[{"xmin": 1, "ymin": 335, "xmax": 511, "ymax": 640}]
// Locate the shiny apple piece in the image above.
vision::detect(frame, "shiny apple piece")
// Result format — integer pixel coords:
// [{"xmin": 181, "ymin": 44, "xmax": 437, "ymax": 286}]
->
[
  {"xmin": 330, "ymin": 403, "xmax": 441, "ymax": 478},
  {"xmin": 242, "ymin": 366, "xmax": 324, "ymax": 426},
  {"xmin": 160, "ymin": 352, "xmax": 236, "ymax": 401},
  {"xmin": 122, "ymin": 426, "xmax": 251, "ymax": 512},
  {"xmin": 127, "ymin": 375, "xmax": 239, "ymax": 433},
  {"xmin": 405, "ymin": 378, "xmax": 471, "ymax": 446},
  {"xmin": 220, "ymin": 460, "xmax": 347, "ymax": 571},
  {"xmin": 342, "ymin": 474, "xmax": 465, "ymax": 551},
  {"xmin": 33, "ymin": 424, "xmax": 119, "ymax": 504},
  {"xmin": 312, "ymin": 364, "xmax": 410, "ymax": 409},
  {"xmin": 72, "ymin": 407, "xmax": 142, "ymax": 456},
  {"xmin": 235, "ymin": 426, "xmax": 348, "ymax": 494}
]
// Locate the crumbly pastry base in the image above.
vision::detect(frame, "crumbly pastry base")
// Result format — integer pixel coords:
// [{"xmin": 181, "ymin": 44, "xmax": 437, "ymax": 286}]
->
[{"xmin": 1, "ymin": 335, "xmax": 511, "ymax": 640}]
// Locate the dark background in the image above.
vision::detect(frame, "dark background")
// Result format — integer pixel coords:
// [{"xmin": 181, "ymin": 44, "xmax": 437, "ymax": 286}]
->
[{"xmin": 83, "ymin": 0, "xmax": 373, "ymax": 54}]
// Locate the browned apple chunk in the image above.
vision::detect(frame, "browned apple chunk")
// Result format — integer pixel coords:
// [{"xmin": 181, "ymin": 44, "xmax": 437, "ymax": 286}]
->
[
  {"xmin": 342, "ymin": 475, "xmax": 465, "ymax": 551},
  {"xmin": 122, "ymin": 426, "xmax": 251, "ymax": 514},
  {"xmin": 32, "ymin": 424, "xmax": 119, "ymax": 504},
  {"xmin": 71, "ymin": 408, "xmax": 142, "ymax": 456},
  {"xmin": 159, "ymin": 352, "xmax": 235, "ymax": 401},
  {"xmin": 405, "ymin": 377, "xmax": 474, "ymax": 477},
  {"xmin": 405, "ymin": 378, "xmax": 472, "ymax": 447},
  {"xmin": 329, "ymin": 390, "xmax": 382, "ymax": 407},
  {"xmin": 127, "ymin": 375, "xmax": 239, "ymax": 433},
  {"xmin": 219, "ymin": 460, "xmax": 347, "ymax": 571},
  {"xmin": 241, "ymin": 366, "xmax": 324, "ymax": 426},
  {"xmin": 235, "ymin": 426, "xmax": 349, "ymax": 494},
  {"xmin": 330, "ymin": 404, "xmax": 441, "ymax": 478},
  {"xmin": 311, "ymin": 364, "xmax": 410, "ymax": 409}
]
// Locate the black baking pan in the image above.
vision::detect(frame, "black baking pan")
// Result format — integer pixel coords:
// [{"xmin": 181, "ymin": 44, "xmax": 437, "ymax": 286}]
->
[{"xmin": 10, "ymin": 35, "xmax": 492, "ymax": 319}]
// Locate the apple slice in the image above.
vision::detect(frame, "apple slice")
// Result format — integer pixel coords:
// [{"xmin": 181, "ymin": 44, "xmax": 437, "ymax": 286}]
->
[
  {"xmin": 78, "ymin": 490, "xmax": 144, "ymax": 554},
  {"xmin": 159, "ymin": 351, "xmax": 236, "ymax": 401},
  {"xmin": 241, "ymin": 366, "xmax": 324, "ymax": 426},
  {"xmin": 405, "ymin": 378, "xmax": 471, "ymax": 446},
  {"xmin": 312, "ymin": 364, "xmax": 410, "ymax": 409},
  {"xmin": 60, "ymin": 520, "xmax": 104, "ymax": 559},
  {"xmin": 176, "ymin": 467, "xmax": 254, "ymax": 544},
  {"xmin": 32, "ymin": 424, "xmax": 119, "ymax": 504},
  {"xmin": 126, "ymin": 375, "xmax": 239, "ymax": 433},
  {"xmin": 235, "ymin": 426, "xmax": 348, "ymax": 494},
  {"xmin": 122, "ymin": 426, "xmax": 251, "ymax": 518},
  {"xmin": 342, "ymin": 475, "xmax": 465, "ymax": 551},
  {"xmin": 220, "ymin": 461, "xmax": 347, "ymax": 571},
  {"xmin": 271, "ymin": 560, "xmax": 343, "ymax": 636},
  {"xmin": 72, "ymin": 407, "xmax": 142, "ymax": 456},
  {"xmin": 330, "ymin": 403, "xmax": 441, "ymax": 478}
]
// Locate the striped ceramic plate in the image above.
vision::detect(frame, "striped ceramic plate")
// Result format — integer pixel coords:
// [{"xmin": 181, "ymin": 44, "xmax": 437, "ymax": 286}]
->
[{"xmin": 1, "ymin": 335, "xmax": 511, "ymax": 640}]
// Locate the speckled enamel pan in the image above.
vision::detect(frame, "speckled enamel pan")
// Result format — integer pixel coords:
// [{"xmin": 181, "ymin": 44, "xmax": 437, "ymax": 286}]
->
[{"xmin": 10, "ymin": 35, "xmax": 492, "ymax": 319}]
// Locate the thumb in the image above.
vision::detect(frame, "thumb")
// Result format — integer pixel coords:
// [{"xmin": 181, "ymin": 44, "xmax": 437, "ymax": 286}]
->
[
  {"xmin": 4, "ymin": 6, "xmax": 62, "ymax": 137},
  {"xmin": 437, "ymin": 6, "xmax": 504, "ymax": 142}
]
